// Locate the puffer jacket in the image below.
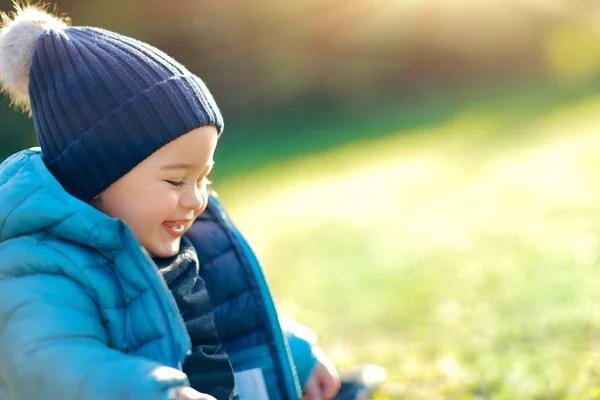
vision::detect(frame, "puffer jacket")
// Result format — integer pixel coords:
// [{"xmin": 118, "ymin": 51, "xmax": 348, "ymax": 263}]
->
[{"xmin": 0, "ymin": 148, "xmax": 316, "ymax": 400}]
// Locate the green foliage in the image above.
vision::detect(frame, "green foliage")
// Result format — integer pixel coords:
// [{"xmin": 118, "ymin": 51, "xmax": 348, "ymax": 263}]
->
[
  {"xmin": 214, "ymin": 82, "xmax": 600, "ymax": 399},
  {"xmin": 0, "ymin": 96, "xmax": 37, "ymax": 162}
]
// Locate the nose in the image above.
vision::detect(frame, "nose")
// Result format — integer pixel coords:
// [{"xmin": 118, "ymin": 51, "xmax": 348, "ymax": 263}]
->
[{"xmin": 180, "ymin": 185, "xmax": 204, "ymax": 211}]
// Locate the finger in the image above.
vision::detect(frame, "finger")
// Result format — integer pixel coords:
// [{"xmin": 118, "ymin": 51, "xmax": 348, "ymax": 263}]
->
[
  {"xmin": 175, "ymin": 386, "xmax": 217, "ymax": 400},
  {"xmin": 317, "ymin": 349, "xmax": 338, "ymax": 376},
  {"xmin": 318, "ymin": 367, "xmax": 341, "ymax": 399},
  {"xmin": 312, "ymin": 349, "xmax": 341, "ymax": 399},
  {"xmin": 303, "ymin": 375, "xmax": 323, "ymax": 400}
]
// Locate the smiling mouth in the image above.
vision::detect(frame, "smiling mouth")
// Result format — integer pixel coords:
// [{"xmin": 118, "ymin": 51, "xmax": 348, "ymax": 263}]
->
[
  {"xmin": 162, "ymin": 221, "xmax": 189, "ymax": 237},
  {"xmin": 171, "ymin": 223, "xmax": 185, "ymax": 232}
]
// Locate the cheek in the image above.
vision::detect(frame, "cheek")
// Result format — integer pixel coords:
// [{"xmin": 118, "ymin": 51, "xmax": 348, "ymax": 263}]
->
[
  {"xmin": 139, "ymin": 189, "xmax": 179, "ymax": 222},
  {"xmin": 124, "ymin": 195, "xmax": 177, "ymax": 248},
  {"xmin": 102, "ymin": 185, "xmax": 178, "ymax": 233}
]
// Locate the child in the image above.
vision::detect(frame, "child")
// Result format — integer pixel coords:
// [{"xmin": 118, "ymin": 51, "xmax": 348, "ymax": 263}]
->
[{"xmin": 0, "ymin": 4, "xmax": 340, "ymax": 400}]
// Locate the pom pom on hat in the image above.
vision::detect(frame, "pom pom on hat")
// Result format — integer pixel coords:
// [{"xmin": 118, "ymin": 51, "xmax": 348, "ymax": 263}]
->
[
  {"xmin": 0, "ymin": 2, "xmax": 223, "ymax": 201},
  {"xmin": 0, "ymin": 3, "xmax": 69, "ymax": 112}
]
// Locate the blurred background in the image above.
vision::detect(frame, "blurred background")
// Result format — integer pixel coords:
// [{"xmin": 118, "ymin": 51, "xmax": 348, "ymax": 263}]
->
[{"xmin": 4, "ymin": 1, "xmax": 600, "ymax": 398}]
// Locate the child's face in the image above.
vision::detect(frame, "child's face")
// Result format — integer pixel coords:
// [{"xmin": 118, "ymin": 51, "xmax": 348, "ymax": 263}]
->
[{"xmin": 91, "ymin": 126, "xmax": 218, "ymax": 258}]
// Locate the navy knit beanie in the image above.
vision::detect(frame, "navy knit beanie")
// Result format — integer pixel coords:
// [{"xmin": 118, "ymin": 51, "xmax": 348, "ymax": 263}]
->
[{"xmin": 0, "ymin": 5, "xmax": 223, "ymax": 201}]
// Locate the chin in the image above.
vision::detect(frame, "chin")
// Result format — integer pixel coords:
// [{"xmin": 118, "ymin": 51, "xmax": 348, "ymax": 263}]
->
[{"xmin": 148, "ymin": 239, "xmax": 181, "ymax": 258}]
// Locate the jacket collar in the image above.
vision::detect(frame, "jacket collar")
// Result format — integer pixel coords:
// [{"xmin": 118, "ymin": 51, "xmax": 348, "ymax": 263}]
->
[{"xmin": 0, "ymin": 149, "xmax": 125, "ymax": 253}]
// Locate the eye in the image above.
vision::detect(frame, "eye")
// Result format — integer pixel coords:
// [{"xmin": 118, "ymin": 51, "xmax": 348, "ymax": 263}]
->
[{"xmin": 166, "ymin": 180, "xmax": 185, "ymax": 187}]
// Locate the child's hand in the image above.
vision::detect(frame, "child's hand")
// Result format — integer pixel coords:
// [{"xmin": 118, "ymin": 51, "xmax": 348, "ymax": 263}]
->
[
  {"xmin": 302, "ymin": 347, "xmax": 341, "ymax": 400},
  {"xmin": 174, "ymin": 386, "xmax": 216, "ymax": 400}
]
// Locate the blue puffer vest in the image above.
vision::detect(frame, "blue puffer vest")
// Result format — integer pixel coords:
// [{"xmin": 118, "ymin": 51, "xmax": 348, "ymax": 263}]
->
[{"xmin": 0, "ymin": 149, "xmax": 316, "ymax": 400}]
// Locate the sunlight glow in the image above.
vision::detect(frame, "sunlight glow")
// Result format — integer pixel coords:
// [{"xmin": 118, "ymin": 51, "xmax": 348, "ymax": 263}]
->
[{"xmin": 232, "ymin": 97, "xmax": 600, "ymax": 272}]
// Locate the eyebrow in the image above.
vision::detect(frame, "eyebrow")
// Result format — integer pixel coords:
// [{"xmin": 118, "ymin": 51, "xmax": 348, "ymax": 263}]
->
[
  {"xmin": 160, "ymin": 161, "xmax": 215, "ymax": 173},
  {"xmin": 160, "ymin": 163, "xmax": 190, "ymax": 171}
]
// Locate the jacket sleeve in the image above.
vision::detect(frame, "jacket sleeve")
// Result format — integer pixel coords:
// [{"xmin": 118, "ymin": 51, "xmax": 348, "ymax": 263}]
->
[
  {"xmin": 279, "ymin": 316, "xmax": 319, "ymax": 389},
  {"xmin": 0, "ymin": 273, "xmax": 189, "ymax": 400}
]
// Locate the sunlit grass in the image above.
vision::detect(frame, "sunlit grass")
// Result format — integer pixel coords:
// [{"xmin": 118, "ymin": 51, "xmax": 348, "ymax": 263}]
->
[{"xmin": 218, "ymin": 94, "xmax": 600, "ymax": 399}]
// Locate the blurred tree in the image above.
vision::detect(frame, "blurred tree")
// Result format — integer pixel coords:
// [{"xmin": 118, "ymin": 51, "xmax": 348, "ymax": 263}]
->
[
  {"xmin": 2, "ymin": 0, "xmax": 600, "ymax": 162},
  {"xmin": 0, "ymin": 97, "xmax": 37, "ymax": 160}
]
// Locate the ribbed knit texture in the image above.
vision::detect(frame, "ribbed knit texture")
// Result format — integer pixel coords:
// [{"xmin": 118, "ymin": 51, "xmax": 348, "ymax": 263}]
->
[{"xmin": 29, "ymin": 26, "xmax": 223, "ymax": 201}]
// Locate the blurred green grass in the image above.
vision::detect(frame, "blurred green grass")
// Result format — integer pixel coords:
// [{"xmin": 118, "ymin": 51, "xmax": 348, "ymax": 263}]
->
[{"xmin": 214, "ymin": 83, "xmax": 600, "ymax": 399}]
